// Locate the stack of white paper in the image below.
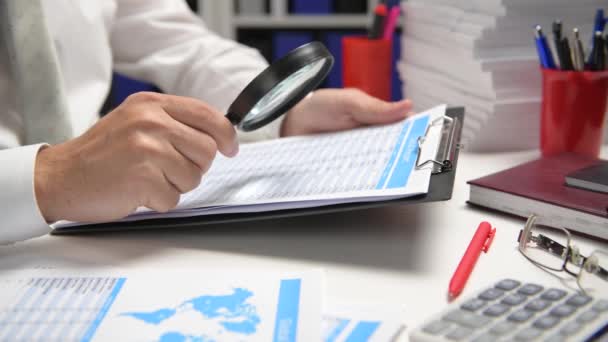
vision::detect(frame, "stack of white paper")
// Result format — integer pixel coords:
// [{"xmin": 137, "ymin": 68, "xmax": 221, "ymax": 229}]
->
[{"xmin": 399, "ymin": 0, "xmax": 605, "ymax": 151}]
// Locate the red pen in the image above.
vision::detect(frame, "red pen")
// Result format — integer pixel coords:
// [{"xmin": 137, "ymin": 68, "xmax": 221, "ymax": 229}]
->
[{"xmin": 448, "ymin": 222, "xmax": 496, "ymax": 300}]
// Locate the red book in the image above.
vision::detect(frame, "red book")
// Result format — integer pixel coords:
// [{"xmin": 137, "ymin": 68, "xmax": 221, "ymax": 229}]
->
[{"xmin": 467, "ymin": 153, "xmax": 608, "ymax": 240}]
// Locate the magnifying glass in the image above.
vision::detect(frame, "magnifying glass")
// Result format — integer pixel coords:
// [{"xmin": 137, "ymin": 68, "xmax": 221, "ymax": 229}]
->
[{"xmin": 226, "ymin": 42, "xmax": 334, "ymax": 132}]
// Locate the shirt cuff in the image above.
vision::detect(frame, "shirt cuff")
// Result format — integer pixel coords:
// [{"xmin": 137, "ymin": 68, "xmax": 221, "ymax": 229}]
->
[{"xmin": 0, "ymin": 144, "xmax": 51, "ymax": 244}]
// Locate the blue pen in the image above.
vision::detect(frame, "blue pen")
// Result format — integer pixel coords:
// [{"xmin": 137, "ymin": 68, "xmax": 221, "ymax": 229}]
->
[
  {"xmin": 594, "ymin": 9, "xmax": 606, "ymax": 33},
  {"xmin": 588, "ymin": 9, "xmax": 606, "ymax": 65},
  {"xmin": 535, "ymin": 26, "xmax": 556, "ymax": 69}
]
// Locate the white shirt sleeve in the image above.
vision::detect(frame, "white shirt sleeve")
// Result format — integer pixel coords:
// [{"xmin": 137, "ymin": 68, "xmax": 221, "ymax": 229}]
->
[
  {"xmin": 110, "ymin": 0, "xmax": 283, "ymax": 143},
  {"xmin": 0, "ymin": 144, "xmax": 51, "ymax": 245}
]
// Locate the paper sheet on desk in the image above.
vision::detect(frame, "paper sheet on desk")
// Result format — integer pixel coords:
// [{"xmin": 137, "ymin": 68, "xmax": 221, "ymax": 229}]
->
[
  {"xmin": 56, "ymin": 105, "xmax": 446, "ymax": 228},
  {"xmin": 0, "ymin": 268, "xmax": 322, "ymax": 342},
  {"xmin": 323, "ymin": 304, "xmax": 406, "ymax": 342}
]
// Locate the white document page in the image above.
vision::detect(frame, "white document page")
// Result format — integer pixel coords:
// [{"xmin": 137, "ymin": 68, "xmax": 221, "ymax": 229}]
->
[
  {"xmin": 0, "ymin": 268, "xmax": 322, "ymax": 342},
  {"xmin": 323, "ymin": 304, "xmax": 406, "ymax": 342},
  {"xmin": 56, "ymin": 105, "xmax": 446, "ymax": 228}
]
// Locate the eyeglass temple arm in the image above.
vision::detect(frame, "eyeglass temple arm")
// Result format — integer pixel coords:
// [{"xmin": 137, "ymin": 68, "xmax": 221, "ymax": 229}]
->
[
  {"xmin": 596, "ymin": 265, "xmax": 608, "ymax": 282},
  {"xmin": 517, "ymin": 230, "xmax": 523, "ymax": 243},
  {"xmin": 517, "ymin": 230, "xmax": 569, "ymax": 260},
  {"xmin": 535, "ymin": 234, "xmax": 569, "ymax": 259}
]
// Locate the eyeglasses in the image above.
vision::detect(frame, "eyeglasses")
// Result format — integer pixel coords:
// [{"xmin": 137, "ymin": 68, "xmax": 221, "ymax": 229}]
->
[{"xmin": 517, "ymin": 215, "xmax": 608, "ymax": 298}]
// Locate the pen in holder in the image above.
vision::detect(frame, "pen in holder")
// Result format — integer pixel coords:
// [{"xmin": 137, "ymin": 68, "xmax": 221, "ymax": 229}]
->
[
  {"xmin": 342, "ymin": 36, "xmax": 392, "ymax": 101},
  {"xmin": 540, "ymin": 69, "xmax": 608, "ymax": 158}
]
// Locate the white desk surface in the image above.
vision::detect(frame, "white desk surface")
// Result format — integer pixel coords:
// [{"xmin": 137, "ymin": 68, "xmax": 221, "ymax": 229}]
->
[{"xmin": 1, "ymin": 149, "xmax": 607, "ymax": 340}]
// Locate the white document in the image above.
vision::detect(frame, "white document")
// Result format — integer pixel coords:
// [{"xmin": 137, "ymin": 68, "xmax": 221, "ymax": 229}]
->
[
  {"xmin": 323, "ymin": 304, "xmax": 406, "ymax": 342},
  {"xmin": 57, "ymin": 105, "xmax": 446, "ymax": 228},
  {"xmin": 0, "ymin": 269, "xmax": 323, "ymax": 342}
]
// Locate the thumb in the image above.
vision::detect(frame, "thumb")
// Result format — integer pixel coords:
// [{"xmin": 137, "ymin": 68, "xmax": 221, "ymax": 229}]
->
[{"xmin": 350, "ymin": 93, "xmax": 413, "ymax": 125}]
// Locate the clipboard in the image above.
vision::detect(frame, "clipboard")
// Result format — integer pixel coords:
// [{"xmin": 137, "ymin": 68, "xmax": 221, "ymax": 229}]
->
[{"xmin": 52, "ymin": 107, "xmax": 465, "ymax": 235}]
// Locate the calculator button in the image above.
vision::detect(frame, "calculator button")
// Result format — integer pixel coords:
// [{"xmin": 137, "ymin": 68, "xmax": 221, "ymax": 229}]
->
[
  {"xmin": 533, "ymin": 315, "xmax": 560, "ymax": 330},
  {"xmin": 541, "ymin": 289, "xmax": 568, "ymax": 301},
  {"xmin": 508, "ymin": 309, "xmax": 535, "ymax": 323},
  {"xmin": 461, "ymin": 298, "xmax": 487, "ymax": 312},
  {"xmin": 525, "ymin": 299, "xmax": 551, "ymax": 312},
  {"xmin": 483, "ymin": 304, "xmax": 510, "ymax": 317},
  {"xmin": 576, "ymin": 309, "xmax": 599, "ymax": 323},
  {"xmin": 549, "ymin": 304, "xmax": 576, "ymax": 318},
  {"xmin": 559, "ymin": 321, "xmax": 582, "ymax": 336},
  {"xmin": 489, "ymin": 321, "xmax": 517, "ymax": 336},
  {"xmin": 502, "ymin": 294, "xmax": 527, "ymax": 306},
  {"xmin": 514, "ymin": 327, "xmax": 542, "ymax": 341},
  {"xmin": 478, "ymin": 288, "xmax": 505, "ymax": 301},
  {"xmin": 422, "ymin": 320, "xmax": 451, "ymax": 335},
  {"xmin": 544, "ymin": 334, "xmax": 567, "ymax": 342},
  {"xmin": 446, "ymin": 327, "xmax": 473, "ymax": 341},
  {"xmin": 592, "ymin": 299, "xmax": 608, "ymax": 312},
  {"xmin": 517, "ymin": 284, "xmax": 544, "ymax": 296},
  {"xmin": 472, "ymin": 333, "xmax": 495, "ymax": 342},
  {"xmin": 495, "ymin": 279, "xmax": 521, "ymax": 291},
  {"xmin": 443, "ymin": 309, "xmax": 491, "ymax": 329},
  {"xmin": 566, "ymin": 294, "xmax": 592, "ymax": 307}
]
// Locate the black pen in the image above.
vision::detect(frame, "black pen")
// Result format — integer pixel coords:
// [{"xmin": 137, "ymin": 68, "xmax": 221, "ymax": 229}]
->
[
  {"xmin": 572, "ymin": 28, "xmax": 586, "ymax": 71},
  {"xmin": 552, "ymin": 20, "xmax": 562, "ymax": 41},
  {"xmin": 559, "ymin": 38, "xmax": 574, "ymax": 71},
  {"xmin": 553, "ymin": 21, "xmax": 566, "ymax": 69},
  {"xmin": 605, "ymin": 33, "xmax": 608, "ymax": 70},
  {"xmin": 368, "ymin": 4, "xmax": 387, "ymax": 40},
  {"xmin": 588, "ymin": 31, "xmax": 605, "ymax": 71},
  {"xmin": 596, "ymin": 33, "xmax": 605, "ymax": 70}
]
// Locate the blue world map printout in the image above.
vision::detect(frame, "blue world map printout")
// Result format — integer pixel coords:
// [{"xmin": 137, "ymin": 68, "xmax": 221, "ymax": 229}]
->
[{"xmin": 0, "ymin": 270, "xmax": 321, "ymax": 342}]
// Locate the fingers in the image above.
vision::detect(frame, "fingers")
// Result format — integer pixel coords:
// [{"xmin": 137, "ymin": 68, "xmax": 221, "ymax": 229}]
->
[
  {"xmin": 131, "ymin": 133, "xmax": 205, "ymax": 213},
  {"xmin": 119, "ymin": 93, "xmax": 226, "ymax": 211},
  {"xmin": 346, "ymin": 89, "xmax": 413, "ymax": 125},
  {"xmin": 132, "ymin": 127, "xmax": 209, "ymax": 194},
  {"xmin": 160, "ymin": 142, "xmax": 205, "ymax": 194},
  {"xmin": 160, "ymin": 94, "xmax": 239, "ymax": 158},
  {"xmin": 142, "ymin": 168, "xmax": 182, "ymax": 213},
  {"xmin": 169, "ymin": 121, "xmax": 218, "ymax": 174}
]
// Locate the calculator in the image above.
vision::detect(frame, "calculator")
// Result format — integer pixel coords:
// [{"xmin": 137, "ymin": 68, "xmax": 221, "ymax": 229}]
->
[{"xmin": 410, "ymin": 279, "xmax": 608, "ymax": 341}]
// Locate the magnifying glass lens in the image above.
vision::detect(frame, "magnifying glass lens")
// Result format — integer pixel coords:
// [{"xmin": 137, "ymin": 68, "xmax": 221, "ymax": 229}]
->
[
  {"xmin": 226, "ymin": 42, "xmax": 334, "ymax": 132},
  {"xmin": 244, "ymin": 59, "xmax": 325, "ymax": 126}
]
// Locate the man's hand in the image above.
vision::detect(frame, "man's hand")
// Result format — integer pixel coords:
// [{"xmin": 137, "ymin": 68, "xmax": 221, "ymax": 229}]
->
[
  {"xmin": 34, "ymin": 92, "xmax": 238, "ymax": 223},
  {"xmin": 281, "ymin": 88, "xmax": 414, "ymax": 137}
]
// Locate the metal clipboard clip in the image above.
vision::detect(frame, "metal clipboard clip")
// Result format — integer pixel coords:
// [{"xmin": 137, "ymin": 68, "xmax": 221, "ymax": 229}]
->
[{"xmin": 415, "ymin": 115, "xmax": 463, "ymax": 174}]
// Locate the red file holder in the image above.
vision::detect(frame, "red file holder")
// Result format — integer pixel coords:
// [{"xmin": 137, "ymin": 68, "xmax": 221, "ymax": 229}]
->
[
  {"xmin": 342, "ymin": 37, "xmax": 392, "ymax": 101},
  {"xmin": 541, "ymin": 69, "xmax": 608, "ymax": 158}
]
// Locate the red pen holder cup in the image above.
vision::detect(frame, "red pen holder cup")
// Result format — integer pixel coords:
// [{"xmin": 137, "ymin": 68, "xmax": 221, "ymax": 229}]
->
[
  {"xmin": 540, "ymin": 69, "xmax": 608, "ymax": 158},
  {"xmin": 342, "ymin": 36, "xmax": 392, "ymax": 101}
]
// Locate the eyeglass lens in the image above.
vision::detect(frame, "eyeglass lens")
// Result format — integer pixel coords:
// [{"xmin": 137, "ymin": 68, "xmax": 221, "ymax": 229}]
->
[{"xmin": 578, "ymin": 251, "xmax": 608, "ymax": 298}]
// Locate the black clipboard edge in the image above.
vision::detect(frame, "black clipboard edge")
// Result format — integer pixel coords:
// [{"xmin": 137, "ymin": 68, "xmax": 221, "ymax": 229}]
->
[{"xmin": 52, "ymin": 107, "xmax": 465, "ymax": 235}]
